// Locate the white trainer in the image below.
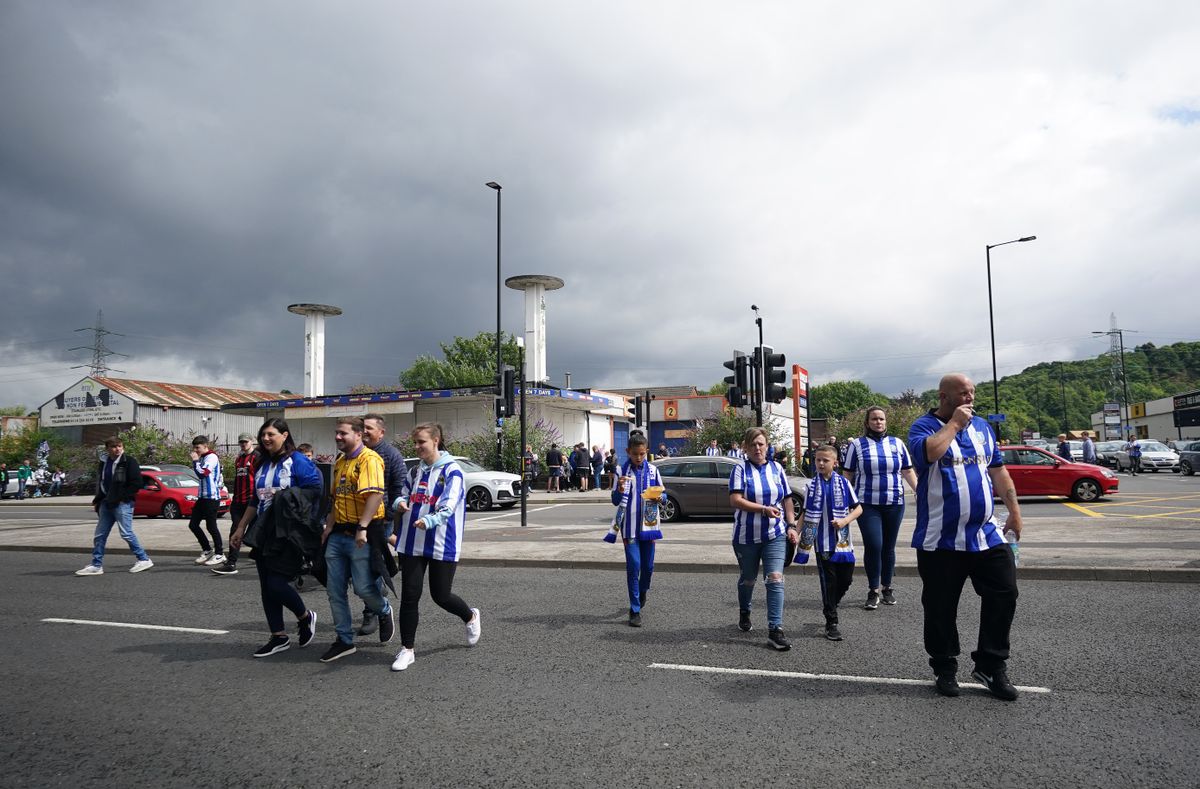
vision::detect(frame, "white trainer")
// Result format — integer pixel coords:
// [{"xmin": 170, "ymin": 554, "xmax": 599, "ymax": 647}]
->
[
  {"xmin": 391, "ymin": 647, "xmax": 415, "ymax": 672},
  {"xmin": 75, "ymin": 565, "xmax": 103, "ymax": 576},
  {"xmin": 129, "ymin": 559, "xmax": 154, "ymax": 573},
  {"xmin": 466, "ymin": 608, "xmax": 482, "ymax": 646},
  {"xmin": 204, "ymin": 553, "xmax": 226, "ymax": 566},
  {"xmin": 194, "ymin": 550, "xmax": 214, "ymax": 565}
]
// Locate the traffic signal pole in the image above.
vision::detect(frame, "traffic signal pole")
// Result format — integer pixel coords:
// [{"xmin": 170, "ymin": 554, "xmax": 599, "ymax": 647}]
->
[{"xmin": 754, "ymin": 312, "xmax": 765, "ymax": 427}]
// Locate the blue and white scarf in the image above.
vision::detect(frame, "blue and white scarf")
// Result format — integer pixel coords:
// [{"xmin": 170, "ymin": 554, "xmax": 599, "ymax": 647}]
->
[{"xmin": 796, "ymin": 474, "xmax": 857, "ymax": 564}]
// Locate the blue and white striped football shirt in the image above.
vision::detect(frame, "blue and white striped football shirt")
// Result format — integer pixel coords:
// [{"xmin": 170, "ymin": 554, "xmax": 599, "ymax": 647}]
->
[
  {"xmin": 610, "ymin": 459, "xmax": 664, "ymax": 541},
  {"xmin": 908, "ymin": 411, "xmax": 1005, "ymax": 552},
  {"xmin": 397, "ymin": 454, "xmax": 467, "ymax": 562},
  {"xmin": 728, "ymin": 460, "xmax": 792, "ymax": 544},
  {"xmin": 704, "ymin": 446, "xmax": 721, "ymax": 457},
  {"xmin": 193, "ymin": 452, "xmax": 224, "ymax": 500},
  {"xmin": 254, "ymin": 451, "xmax": 323, "ymax": 514},
  {"xmin": 842, "ymin": 435, "xmax": 912, "ymax": 505}
]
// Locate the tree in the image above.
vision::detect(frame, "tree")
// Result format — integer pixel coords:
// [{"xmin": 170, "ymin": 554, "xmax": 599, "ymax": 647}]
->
[
  {"xmin": 0, "ymin": 405, "xmax": 29, "ymax": 417},
  {"xmin": 398, "ymin": 332, "xmax": 524, "ymax": 391},
  {"xmin": 455, "ymin": 406, "xmax": 564, "ymax": 474},
  {"xmin": 809, "ymin": 380, "xmax": 887, "ymax": 420}
]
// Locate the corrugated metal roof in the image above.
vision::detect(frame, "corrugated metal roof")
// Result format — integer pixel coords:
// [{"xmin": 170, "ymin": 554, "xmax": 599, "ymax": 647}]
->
[
  {"xmin": 604, "ymin": 385, "xmax": 700, "ymax": 398},
  {"xmin": 92, "ymin": 377, "xmax": 285, "ymax": 409}
]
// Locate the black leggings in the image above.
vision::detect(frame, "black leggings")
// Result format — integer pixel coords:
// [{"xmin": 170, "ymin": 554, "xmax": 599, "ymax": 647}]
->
[
  {"xmin": 187, "ymin": 498, "xmax": 223, "ymax": 553},
  {"xmin": 399, "ymin": 555, "xmax": 472, "ymax": 648},
  {"xmin": 258, "ymin": 567, "xmax": 307, "ymax": 634}
]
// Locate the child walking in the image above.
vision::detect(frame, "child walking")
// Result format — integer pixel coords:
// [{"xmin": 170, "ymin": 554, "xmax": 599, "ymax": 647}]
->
[
  {"xmin": 610, "ymin": 432, "xmax": 666, "ymax": 627},
  {"xmin": 800, "ymin": 444, "xmax": 863, "ymax": 641}
]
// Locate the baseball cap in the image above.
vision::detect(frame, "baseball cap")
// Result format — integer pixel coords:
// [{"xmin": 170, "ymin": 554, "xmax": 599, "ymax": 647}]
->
[{"xmin": 238, "ymin": 433, "xmax": 254, "ymax": 442}]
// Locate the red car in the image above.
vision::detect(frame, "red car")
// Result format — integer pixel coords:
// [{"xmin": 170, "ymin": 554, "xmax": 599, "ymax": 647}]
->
[
  {"xmin": 135, "ymin": 470, "xmax": 231, "ymax": 520},
  {"xmin": 999, "ymin": 445, "xmax": 1119, "ymax": 503}
]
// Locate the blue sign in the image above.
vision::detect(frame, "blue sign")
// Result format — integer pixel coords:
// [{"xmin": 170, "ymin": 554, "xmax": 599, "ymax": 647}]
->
[{"xmin": 987, "ymin": 413, "xmax": 1006, "ymax": 422}]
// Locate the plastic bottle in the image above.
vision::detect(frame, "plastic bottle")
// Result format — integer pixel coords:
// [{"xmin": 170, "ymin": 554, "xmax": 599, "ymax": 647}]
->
[{"xmin": 1004, "ymin": 527, "xmax": 1020, "ymax": 567}]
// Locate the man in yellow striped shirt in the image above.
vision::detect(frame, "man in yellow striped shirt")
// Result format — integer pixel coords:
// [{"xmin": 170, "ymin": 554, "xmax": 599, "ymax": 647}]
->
[{"xmin": 319, "ymin": 417, "xmax": 394, "ymax": 663}]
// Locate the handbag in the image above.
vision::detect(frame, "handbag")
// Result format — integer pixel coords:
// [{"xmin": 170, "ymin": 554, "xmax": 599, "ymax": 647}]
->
[{"xmin": 241, "ymin": 509, "xmax": 268, "ymax": 550}]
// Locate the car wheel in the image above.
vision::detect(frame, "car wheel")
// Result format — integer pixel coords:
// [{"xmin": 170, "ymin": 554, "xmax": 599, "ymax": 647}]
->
[
  {"xmin": 1183, "ymin": 460, "xmax": 1194, "ymax": 476},
  {"xmin": 466, "ymin": 487, "xmax": 492, "ymax": 511},
  {"xmin": 498, "ymin": 502, "xmax": 517, "ymax": 509},
  {"xmin": 660, "ymin": 495, "xmax": 682, "ymax": 523},
  {"xmin": 791, "ymin": 494, "xmax": 804, "ymax": 514},
  {"xmin": 162, "ymin": 501, "xmax": 182, "ymax": 519},
  {"xmin": 1070, "ymin": 479, "xmax": 1101, "ymax": 503}
]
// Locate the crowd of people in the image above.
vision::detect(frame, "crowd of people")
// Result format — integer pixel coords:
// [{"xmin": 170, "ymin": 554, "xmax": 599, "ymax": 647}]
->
[
  {"xmin": 0, "ymin": 460, "xmax": 67, "ymax": 499},
  {"xmin": 68, "ymin": 372, "xmax": 1024, "ymax": 699}
]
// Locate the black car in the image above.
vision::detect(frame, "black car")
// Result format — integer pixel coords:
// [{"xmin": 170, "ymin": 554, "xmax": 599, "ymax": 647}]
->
[{"xmin": 651, "ymin": 455, "xmax": 807, "ymax": 522}]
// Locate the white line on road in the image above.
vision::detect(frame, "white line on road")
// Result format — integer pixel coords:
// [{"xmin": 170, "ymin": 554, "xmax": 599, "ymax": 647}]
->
[
  {"xmin": 42, "ymin": 618, "xmax": 229, "ymax": 635},
  {"xmin": 649, "ymin": 662, "xmax": 1051, "ymax": 694},
  {"xmin": 470, "ymin": 504, "xmax": 568, "ymax": 523}
]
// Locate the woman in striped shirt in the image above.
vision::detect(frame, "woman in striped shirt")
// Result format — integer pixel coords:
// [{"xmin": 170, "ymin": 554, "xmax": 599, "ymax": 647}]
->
[
  {"xmin": 728, "ymin": 427, "xmax": 798, "ymax": 651},
  {"xmin": 842, "ymin": 407, "xmax": 918, "ymax": 610}
]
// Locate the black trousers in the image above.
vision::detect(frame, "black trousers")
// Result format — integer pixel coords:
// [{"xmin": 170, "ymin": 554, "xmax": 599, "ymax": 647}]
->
[
  {"xmin": 916, "ymin": 546, "xmax": 1018, "ymax": 675},
  {"xmin": 815, "ymin": 555, "xmax": 854, "ymax": 625},
  {"xmin": 227, "ymin": 502, "xmax": 249, "ymax": 564},
  {"xmin": 399, "ymin": 555, "xmax": 472, "ymax": 649},
  {"xmin": 258, "ymin": 565, "xmax": 306, "ymax": 634},
  {"xmin": 187, "ymin": 498, "xmax": 223, "ymax": 554}
]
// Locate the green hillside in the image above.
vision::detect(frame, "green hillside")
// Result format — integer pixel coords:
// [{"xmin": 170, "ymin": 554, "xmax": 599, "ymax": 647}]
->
[{"xmin": 949, "ymin": 340, "xmax": 1200, "ymax": 437}]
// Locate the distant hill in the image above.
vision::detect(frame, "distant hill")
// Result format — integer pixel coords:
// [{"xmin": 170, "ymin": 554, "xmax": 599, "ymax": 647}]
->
[{"xmin": 934, "ymin": 340, "xmax": 1200, "ymax": 436}]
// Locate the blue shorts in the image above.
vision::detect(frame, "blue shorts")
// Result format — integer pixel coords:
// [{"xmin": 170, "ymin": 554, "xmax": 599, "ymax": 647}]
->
[{"xmin": 550, "ymin": 467, "xmax": 563, "ymax": 478}]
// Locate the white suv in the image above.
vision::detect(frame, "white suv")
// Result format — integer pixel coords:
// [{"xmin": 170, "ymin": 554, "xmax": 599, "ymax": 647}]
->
[{"xmin": 403, "ymin": 456, "xmax": 522, "ymax": 511}]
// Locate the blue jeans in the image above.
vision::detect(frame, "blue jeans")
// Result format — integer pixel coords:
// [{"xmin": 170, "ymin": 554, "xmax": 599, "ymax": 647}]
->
[
  {"xmin": 325, "ymin": 532, "xmax": 391, "ymax": 645},
  {"xmin": 858, "ymin": 502, "xmax": 905, "ymax": 590},
  {"xmin": 91, "ymin": 501, "xmax": 149, "ymax": 566},
  {"xmin": 592, "ymin": 467, "xmax": 603, "ymax": 490},
  {"xmin": 623, "ymin": 539, "xmax": 655, "ymax": 613},
  {"xmin": 733, "ymin": 534, "xmax": 786, "ymax": 629}
]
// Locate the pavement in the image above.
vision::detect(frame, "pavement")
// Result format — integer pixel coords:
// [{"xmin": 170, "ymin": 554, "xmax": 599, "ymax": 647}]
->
[{"xmin": 4, "ymin": 474, "xmax": 1200, "ymax": 582}]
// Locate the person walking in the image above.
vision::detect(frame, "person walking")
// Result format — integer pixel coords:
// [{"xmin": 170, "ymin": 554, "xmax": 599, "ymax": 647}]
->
[
  {"xmin": 842, "ymin": 407, "xmax": 918, "ymax": 610},
  {"xmin": 355, "ymin": 413, "xmax": 406, "ymax": 637},
  {"xmin": 211, "ymin": 434, "xmax": 257, "ymax": 576},
  {"xmin": 229, "ymin": 418, "xmax": 324, "ymax": 658},
  {"xmin": 801, "ymin": 444, "xmax": 863, "ymax": 641},
  {"xmin": 1125, "ymin": 435, "xmax": 1142, "ymax": 475},
  {"xmin": 186, "ymin": 436, "xmax": 226, "ymax": 566},
  {"xmin": 16, "ymin": 459, "xmax": 32, "ymax": 499},
  {"xmin": 1081, "ymin": 433, "xmax": 1097, "ymax": 464},
  {"xmin": 319, "ymin": 417, "xmax": 396, "ymax": 663},
  {"xmin": 75, "ymin": 437, "xmax": 153, "ymax": 575},
  {"xmin": 390, "ymin": 423, "xmax": 481, "ymax": 672},
  {"xmin": 1056, "ymin": 434, "xmax": 1072, "ymax": 461},
  {"xmin": 611, "ymin": 432, "xmax": 666, "ymax": 628},
  {"xmin": 728, "ymin": 427, "xmax": 798, "ymax": 650},
  {"xmin": 908, "ymin": 373, "xmax": 1023, "ymax": 701}
]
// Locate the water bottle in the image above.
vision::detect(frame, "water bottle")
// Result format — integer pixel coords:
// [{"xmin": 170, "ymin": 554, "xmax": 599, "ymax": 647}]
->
[{"xmin": 1005, "ymin": 528, "xmax": 1020, "ymax": 567}]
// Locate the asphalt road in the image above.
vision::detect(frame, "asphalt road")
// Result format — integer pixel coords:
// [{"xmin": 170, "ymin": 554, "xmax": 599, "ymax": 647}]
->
[{"xmin": 1, "ymin": 552, "xmax": 1196, "ymax": 788}]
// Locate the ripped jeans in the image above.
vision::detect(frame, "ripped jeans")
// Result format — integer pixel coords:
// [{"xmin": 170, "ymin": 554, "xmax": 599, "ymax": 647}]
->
[{"xmin": 733, "ymin": 534, "xmax": 786, "ymax": 629}]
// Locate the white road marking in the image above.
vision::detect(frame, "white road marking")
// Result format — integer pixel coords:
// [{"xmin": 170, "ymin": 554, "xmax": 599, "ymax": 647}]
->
[
  {"xmin": 469, "ymin": 504, "xmax": 569, "ymax": 523},
  {"xmin": 42, "ymin": 618, "xmax": 229, "ymax": 635},
  {"xmin": 649, "ymin": 662, "xmax": 1051, "ymax": 694}
]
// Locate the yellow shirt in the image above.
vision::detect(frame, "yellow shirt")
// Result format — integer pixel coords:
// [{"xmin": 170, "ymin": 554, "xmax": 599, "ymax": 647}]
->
[{"xmin": 331, "ymin": 446, "xmax": 386, "ymax": 524}]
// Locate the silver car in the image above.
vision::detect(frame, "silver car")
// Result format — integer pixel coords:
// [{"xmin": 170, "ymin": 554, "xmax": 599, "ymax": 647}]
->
[{"xmin": 651, "ymin": 455, "xmax": 807, "ymax": 522}]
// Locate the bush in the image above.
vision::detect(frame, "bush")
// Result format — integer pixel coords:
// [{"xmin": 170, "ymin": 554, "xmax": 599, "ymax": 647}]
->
[{"xmin": 456, "ymin": 407, "xmax": 564, "ymax": 474}]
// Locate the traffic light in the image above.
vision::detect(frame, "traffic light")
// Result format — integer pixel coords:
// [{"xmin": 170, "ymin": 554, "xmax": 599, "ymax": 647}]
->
[
  {"xmin": 723, "ymin": 351, "xmax": 749, "ymax": 408},
  {"xmin": 633, "ymin": 395, "xmax": 644, "ymax": 427},
  {"xmin": 502, "ymin": 366, "xmax": 516, "ymax": 417},
  {"xmin": 760, "ymin": 345, "xmax": 787, "ymax": 404}
]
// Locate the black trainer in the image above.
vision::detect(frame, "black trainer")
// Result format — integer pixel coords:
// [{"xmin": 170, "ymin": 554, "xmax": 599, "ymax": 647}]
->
[
  {"xmin": 297, "ymin": 610, "xmax": 317, "ymax": 648},
  {"xmin": 253, "ymin": 635, "xmax": 290, "ymax": 658},
  {"xmin": 738, "ymin": 610, "xmax": 753, "ymax": 632},
  {"xmin": 357, "ymin": 611, "xmax": 378, "ymax": 636},
  {"xmin": 824, "ymin": 624, "xmax": 843, "ymax": 641},
  {"xmin": 319, "ymin": 640, "xmax": 357, "ymax": 663},
  {"xmin": 628, "ymin": 610, "xmax": 642, "ymax": 628},
  {"xmin": 210, "ymin": 561, "xmax": 238, "ymax": 576},
  {"xmin": 864, "ymin": 591, "xmax": 880, "ymax": 610},
  {"xmin": 767, "ymin": 628, "xmax": 791, "ymax": 651},
  {"xmin": 378, "ymin": 607, "xmax": 395, "ymax": 644},
  {"xmin": 881, "ymin": 587, "xmax": 897, "ymax": 606},
  {"xmin": 971, "ymin": 666, "xmax": 1019, "ymax": 701},
  {"xmin": 935, "ymin": 672, "xmax": 961, "ymax": 697}
]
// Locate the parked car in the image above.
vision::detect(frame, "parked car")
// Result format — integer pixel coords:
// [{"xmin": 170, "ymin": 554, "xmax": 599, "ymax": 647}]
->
[
  {"xmin": 999, "ymin": 446, "xmax": 1118, "ymax": 502},
  {"xmin": 135, "ymin": 470, "xmax": 231, "ymax": 519},
  {"xmin": 1110, "ymin": 440, "xmax": 1180, "ymax": 473},
  {"xmin": 403, "ymin": 456, "xmax": 522, "ymax": 511},
  {"xmin": 1094, "ymin": 441, "xmax": 1127, "ymax": 470},
  {"xmin": 1175, "ymin": 440, "xmax": 1200, "ymax": 476},
  {"xmin": 651, "ymin": 455, "xmax": 807, "ymax": 522},
  {"xmin": 141, "ymin": 464, "xmax": 201, "ymax": 479}
]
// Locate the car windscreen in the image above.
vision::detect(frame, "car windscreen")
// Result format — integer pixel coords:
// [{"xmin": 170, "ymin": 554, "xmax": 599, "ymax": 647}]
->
[
  {"xmin": 1141, "ymin": 442, "xmax": 1170, "ymax": 452},
  {"xmin": 157, "ymin": 475, "xmax": 199, "ymax": 488},
  {"xmin": 454, "ymin": 458, "xmax": 487, "ymax": 473}
]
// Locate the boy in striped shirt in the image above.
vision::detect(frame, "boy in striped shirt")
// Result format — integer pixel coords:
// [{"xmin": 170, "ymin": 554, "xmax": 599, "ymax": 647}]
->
[
  {"xmin": 801, "ymin": 445, "xmax": 863, "ymax": 641},
  {"xmin": 187, "ymin": 436, "xmax": 226, "ymax": 566}
]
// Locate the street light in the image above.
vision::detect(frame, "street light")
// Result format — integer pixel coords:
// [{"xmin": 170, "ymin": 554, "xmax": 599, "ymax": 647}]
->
[
  {"xmin": 985, "ymin": 235, "xmax": 1037, "ymax": 431},
  {"xmin": 486, "ymin": 181, "xmax": 502, "ymax": 469},
  {"xmin": 751, "ymin": 305, "xmax": 764, "ymax": 427}
]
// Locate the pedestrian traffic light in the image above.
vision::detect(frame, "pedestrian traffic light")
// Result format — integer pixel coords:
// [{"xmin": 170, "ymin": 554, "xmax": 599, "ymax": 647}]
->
[
  {"xmin": 760, "ymin": 345, "xmax": 787, "ymax": 404},
  {"xmin": 723, "ymin": 351, "xmax": 749, "ymax": 408}
]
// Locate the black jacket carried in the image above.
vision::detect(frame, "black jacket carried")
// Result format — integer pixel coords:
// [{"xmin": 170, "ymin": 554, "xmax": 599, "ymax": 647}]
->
[
  {"xmin": 246, "ymin": 486, "xmax": 323, "ymax": 577},
  {"xmin": 93, "ymin": 453, "xmax": 143, "ymax": 506}
]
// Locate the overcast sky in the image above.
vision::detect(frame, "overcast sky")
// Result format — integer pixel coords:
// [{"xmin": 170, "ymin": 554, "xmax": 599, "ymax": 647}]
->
[{"xmin": 2, "ymin": 1, "xmax": 1198, "ymax": 411}]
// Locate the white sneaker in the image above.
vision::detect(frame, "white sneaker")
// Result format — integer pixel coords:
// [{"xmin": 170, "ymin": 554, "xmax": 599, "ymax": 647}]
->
[
  {"xmin": 466, "ymin": 608, "xmax": 482, "ymax": 646},
  {"xmin": 194, "ymin": 550, "xmax": 214, "ymax": 565},
  {"xmin": 129, "ymin": 559, "xmax": 154, "ymax": 573},
  {"xmin": 391, "ymin": 647, "xmax": 415, "ymax": 672},
  {"xmin": 75, "ymin": 564, "xmax": 103, "ymax": 576},
  {"xmin": 204, "ymin": 553, "xmax": 226, "ymax": 566}
]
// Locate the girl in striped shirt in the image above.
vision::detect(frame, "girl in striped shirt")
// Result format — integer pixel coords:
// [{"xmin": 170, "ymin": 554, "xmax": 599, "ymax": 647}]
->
[
  {"xmin": 389, "ymin": 423, "xmax": 481, "ymax": 672},
  {"xmin": 610, "ymin": 431, "xmax": 666, "ymax": 628}
]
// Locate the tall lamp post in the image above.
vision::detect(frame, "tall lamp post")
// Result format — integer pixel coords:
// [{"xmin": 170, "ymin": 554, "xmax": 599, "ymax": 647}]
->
[
  {"xmin": 486, "ymin": 181, "xmax": 503, "ymax": 468},
  {"xmin": 751, "ymin": 304, "xmax": 765, "ymax": 427},
  {"xmin": 985, "ymin": 235, "xmax": 1037, "ymax": 433}
]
